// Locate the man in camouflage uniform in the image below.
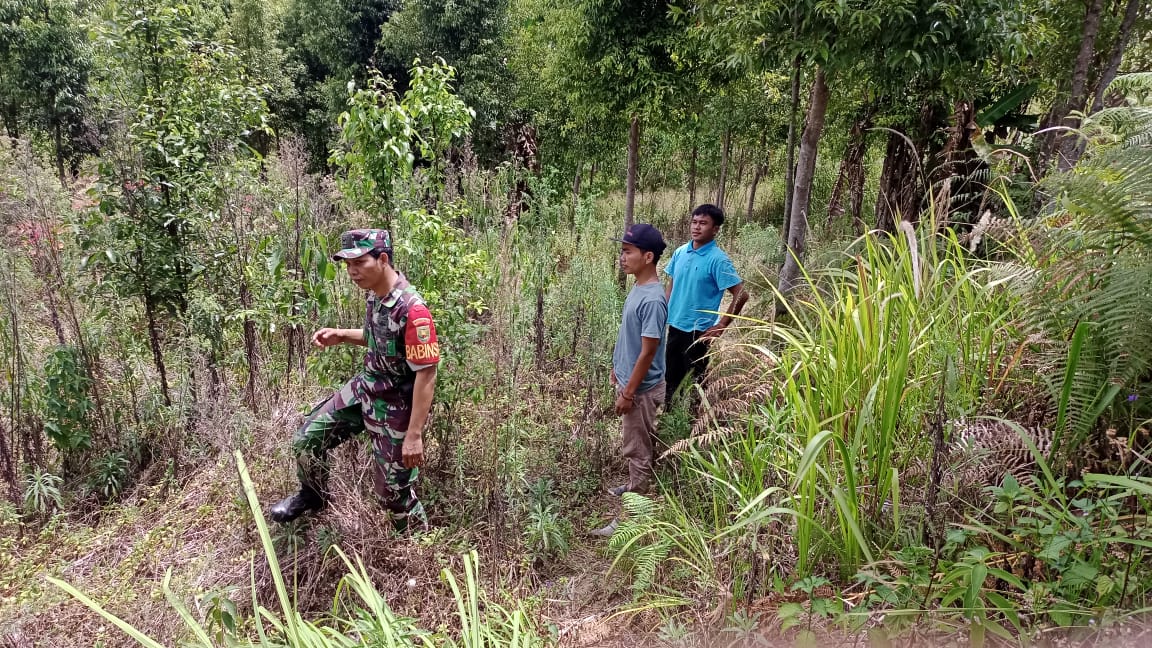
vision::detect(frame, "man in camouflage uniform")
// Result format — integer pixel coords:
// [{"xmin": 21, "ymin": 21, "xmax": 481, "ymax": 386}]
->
[{"xmin": 269, "ymin": 229, "xmax": 441, "ymax": 532}]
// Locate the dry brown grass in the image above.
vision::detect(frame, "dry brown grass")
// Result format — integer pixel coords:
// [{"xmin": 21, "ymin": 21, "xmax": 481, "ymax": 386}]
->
[{"xmin": 0, "ymin": 334, "xmax": 636, "ymax": 647}]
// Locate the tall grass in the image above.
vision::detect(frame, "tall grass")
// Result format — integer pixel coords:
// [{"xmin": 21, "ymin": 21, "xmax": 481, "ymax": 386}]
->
[{"xmin": 730, "ymin": 228, "xmax": 1023, "ymax": 578}]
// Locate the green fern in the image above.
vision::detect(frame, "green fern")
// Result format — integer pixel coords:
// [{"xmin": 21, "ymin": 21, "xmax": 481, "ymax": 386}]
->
[
  {"xmin": 1028, "ymin": 79, "xmax": 1152, "ymax": 460},
  {"xmin": 608, "ymin": 493, "xmax": 671, "ymax": 598}
]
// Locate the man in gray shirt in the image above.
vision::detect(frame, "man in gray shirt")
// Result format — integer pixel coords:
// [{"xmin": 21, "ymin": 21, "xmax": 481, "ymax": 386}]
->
[{"xmin": 608, "ymin": 223, "xmax": 668, "ymax": 497}]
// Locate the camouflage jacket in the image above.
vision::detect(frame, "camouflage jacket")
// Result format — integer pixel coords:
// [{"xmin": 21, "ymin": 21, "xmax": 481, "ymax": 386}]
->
[{"xmin": 362, "ymin": 273, "xmax": 441, "ymax": 391}]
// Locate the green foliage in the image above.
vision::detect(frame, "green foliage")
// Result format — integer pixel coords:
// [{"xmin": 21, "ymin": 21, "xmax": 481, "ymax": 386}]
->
[
  {"xmin": 690, "ymin": 0, "xmax": 1027, "ymax": 94},
  {"xmin": 609, "ymin": 493, "xmax": 673, "ymax": 598},
  {"xmin": 565, "ymin": 0, "xmax": 684, "ymax": 117},
  {"xmin": 329, "ymin": 59, "xmax": 474, "ymax": 218},
  {"xmin": 277, "ymin": 0, "xmax": 401, "ymax": 165},
  {"xmin": 90, "ymin": 450, "xmax": 128, "ymax": 499},
  {"xmin": 754, "ymin": 230, "xmax": 1020, "ymax": 576},
  {"xmin": 22, "ymin": 466, "xmax": 62, "ymax": 517},
  {"xmin": 41, "ymin": 345, "xmax": 93, "ymax": 456},
  {"xmin": 777, "ymin": 576, "xmax": 844, "ymax": 639},
  {"xmin": 376, "ymin": 0, "xmax": 512, "ymax": 157},
  {"xmin": 199, "ymin": 587, "xmax": 239, "ymax": 645},
  {"xmin": 1027, "ymin": 80, "xmax": 1152, "ymax": 458},
  {"xmin": 521, "ymin": 477, "xmax": 569, "ymax": 561},
  {"xmin": 83, "ymin": 0, "xmax": 271, "ymax": 319},
  {"xmin": 222, "ymin": 0, "xmax": 299, "ymax": 144},
  {"xmin": 858, "ymin": 468, "xmax": 1152, "ymax": 636},
  {"xmin": 0, "ymin": 0, "xmax": 92, "ymax": 169},
  {"xmin": 394, "ymin": 204, "xmax": 490, "ymax": 345}
]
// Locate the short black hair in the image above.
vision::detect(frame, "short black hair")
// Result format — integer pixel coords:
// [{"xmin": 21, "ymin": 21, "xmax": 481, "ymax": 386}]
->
[
  {"xmin": 691, "ymin": 203, "xmax": 725, "ymax": 227},
  {"xmin": 368, "ymin": 248, "xmax": 393, "ymax": 264}
]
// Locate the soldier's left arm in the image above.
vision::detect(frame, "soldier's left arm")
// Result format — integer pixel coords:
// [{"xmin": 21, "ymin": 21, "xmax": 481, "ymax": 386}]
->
[
  {"xmin": 403, "ymin": 365, "xmax": 437, "ymax": 468},
  {"xmin": 401, "ymin": 303, "xmax": 441, "ymax": 468}
]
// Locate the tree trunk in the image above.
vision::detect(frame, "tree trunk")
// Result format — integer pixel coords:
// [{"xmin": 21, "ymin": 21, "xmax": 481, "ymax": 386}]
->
[
  {"xmin": 570, "ymin": 162, "xmax": 583, "ymax": 225},
  {"xmin": 747, "ymin": 162, "xmax": 764, "ymax": 221},
  {"xmin": 1091, "ymin": 0, "xmax": 1142, "ymax": 114},
  {"xmin": 826, "ymin": 107, "xmax": 873, "ymax": 231},
  {"xmin": 588, "ymin": 161, "xmax": 598, "ymax": 189},
  {"xmin": 747, "ymin": 132, "xmax": 767, "ymax": 220},
  {"xmin": 688, "ymin": 143, "xmax": 698, "ymax": 211},
  {"xmin": 931, "ymin": 100, "xmax": 977, "ymax": 227},
  {"xmin": 875, "ymin": 131, "xmax": 921, "ymax": 232},
  {"xmin": 240, "ymin": 281, "xmax": 260, "ymax": 411},
  {"xmin": 143, "ymin": 293, "xmax": 171, "ymax": 407},
  {"xmin": 0, "ymin": 419, "xmax": 15, "ymax": 503},
  {"xmin": 2, "ymin": 101, "xmax": 19, "ymax": 141},
  {"xmin": 1058, "ymin": 0, "xmax": 1147, "ymax": 169},
  {"xmin": 1066, "ymin": 0, "xmax": 1104, "ymax": 113},
  {"xmin": 572, "ymin": 162, "xmax": 583, "ymax": 202},
  {"xmin": 286, "ymin": 140, "xmax": 307, "ymax": 384},
  {"xmin": 848, "ymin": 150, "xmax": 867, "ymax": 236},
  {"xmin": 1041, "ymin": 0, "xmax": 1104, "ymax": 173},
  {"xmin": 781, "ymin": 55, "xmax": 802, "ymax": 257},
  {"xmin": 717, "ymin": 128, "xmax": 731, "ymax": 210},
  {"xmin": 53, "ymin": 122, "xmax": 66, "ymax": 185},
  {"xmin": 624, "ymin": 114, "xmax": 641, "ymax": 230},
  {"xmin": 534, "ymin": 286, "xmax": 545, "ymax": 369},
  {"xmin": 621, "ymin": 115, "xmax": 641, "ymax": 287},
  {"xmin": 43, "ymin": 286, "xmax": 66, "ymax": 345},
  {"xmin": 777, "ymin": 69, "xmax": 830, "ymax": 311}
]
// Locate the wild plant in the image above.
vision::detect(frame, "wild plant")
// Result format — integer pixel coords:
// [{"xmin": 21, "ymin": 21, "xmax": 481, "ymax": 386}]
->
[
  {"xmin": 90, "ymin": 450, "xmax": 129, "ymax": 499},
  {"xmin": 41, "ymin": 344, "xmax": 94, "ymax": 460},
  {"xmin": 776, "ymin": 576, "xmax": 844, "ymax": 646},
  {"xmin": 1024, "ymin": 75, "xmax": 1152, "ymax": 460},
  {"xmin": 522, "ymin": 477, "xmax": 570, "ymax": 561},
  {"xmin": 22, "ymin": 465, "xmax": 62, "ymax": 518},
  {"xmin": 756, "ymin": 229, "xmax": 1020, "ymax": 577},
  {"xmin": 199, "ymin": 587, "xmax": 241, "ymax": 645},
  {"xmin": 609, "ymin": 493, "xmax": 671, "ymax": 598},
  {"xmin": 608, "ymin": 492, "xmax": 722, "ymax": 601}
]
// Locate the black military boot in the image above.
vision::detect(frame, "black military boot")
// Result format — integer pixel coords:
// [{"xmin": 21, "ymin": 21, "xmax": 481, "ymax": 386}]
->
[{"xmin": 268, "ymin": 485, "xmax": 325, "ymax": 523}]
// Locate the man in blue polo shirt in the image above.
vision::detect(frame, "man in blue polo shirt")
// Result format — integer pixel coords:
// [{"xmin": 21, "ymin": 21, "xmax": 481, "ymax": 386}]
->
[{"xmin": 663, "ymin": 204, "xmax": 749, "ymax": 404}]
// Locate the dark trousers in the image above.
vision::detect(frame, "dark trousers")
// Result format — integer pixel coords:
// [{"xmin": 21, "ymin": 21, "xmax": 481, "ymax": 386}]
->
[{"xmin": 665, "ymin": 326, "xmax": 711, "ymax": 403}]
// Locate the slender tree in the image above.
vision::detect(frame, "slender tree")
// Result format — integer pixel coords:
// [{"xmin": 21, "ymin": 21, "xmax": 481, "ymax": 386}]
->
[{"xmin": 0, "ymin": 0, "xmax": 92, "ymax": 181}]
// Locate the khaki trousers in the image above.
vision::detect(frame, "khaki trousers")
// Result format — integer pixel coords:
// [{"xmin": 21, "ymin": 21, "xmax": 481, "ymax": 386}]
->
[{"xmin": 619, "ymin": 381, "xmax": 666, "ymax": 493}]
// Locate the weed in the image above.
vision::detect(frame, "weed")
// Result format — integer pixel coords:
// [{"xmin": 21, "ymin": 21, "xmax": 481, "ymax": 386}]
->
[
  {"xmin": 22, "ymin": 465, "xmax": 62, "ymax": 518},
  {"xmin": 522, "ymin": 477, "xmax": 570, "ymax": 561},
  {"xmin": 90, "ymin": 450, "xmax": 129, "ymax": 499},
  {"xmin": 199, "ymin": 587, "xmax": 240, "ymax": 644},
  {"xmin": 41, "ymin": 345, "xmax": 94, "ymax": 462},
  {"xmin": 316, "ymin": 524, "xmax": 343, "ymax": 556}
]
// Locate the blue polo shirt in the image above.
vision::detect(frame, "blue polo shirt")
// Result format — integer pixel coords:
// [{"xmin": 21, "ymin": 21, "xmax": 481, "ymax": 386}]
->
[{"xmin": 664, "ymin": 240, "xmax": 742, "ymax": 332}]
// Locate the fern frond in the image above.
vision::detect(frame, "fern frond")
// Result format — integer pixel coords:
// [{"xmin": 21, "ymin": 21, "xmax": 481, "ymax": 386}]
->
[
  {"xmin": 1104, "ymin": 72, "xmax": 1152, "ymax": 98},
  {"xmin": 666, "ymin": 426, "xmax": 738, "ymax": 455},
  {"xmin": 620, "ymin": 491, "xmax": 660, "ymax": 520},
  {"xmin": 1027, "ymin": 97, "xmax": 1152, "ymax": 459}
]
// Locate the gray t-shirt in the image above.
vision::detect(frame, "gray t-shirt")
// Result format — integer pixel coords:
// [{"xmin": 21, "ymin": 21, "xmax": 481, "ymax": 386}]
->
[{"xmin": 613, "ymin": 281, "xmax": 668, "ymax": 394}]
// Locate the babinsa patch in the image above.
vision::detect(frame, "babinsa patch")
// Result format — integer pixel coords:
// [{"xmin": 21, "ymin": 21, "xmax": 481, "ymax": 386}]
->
[
  {"xmin": 403, "ymin": 303, "xmax": 440, "ymax": 366},
  {"xmin": 413, "ymin": 317, "xmax": 432, "ymax": 343}
]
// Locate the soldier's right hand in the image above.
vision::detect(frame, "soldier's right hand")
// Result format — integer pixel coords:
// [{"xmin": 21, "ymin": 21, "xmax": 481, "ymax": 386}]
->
[{"xmin": 311, "ymin": 327, "xmax": 344, "ymax": 348}]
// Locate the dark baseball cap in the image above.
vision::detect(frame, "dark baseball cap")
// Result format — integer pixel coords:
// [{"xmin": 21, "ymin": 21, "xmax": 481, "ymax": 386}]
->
[
  {"xmin": 612, "ymin": 223, "xmax": 666, "ymax": 256},
  {"xmin": 332, "ymin": 229, "xmax": 393, "ymax": 261}
]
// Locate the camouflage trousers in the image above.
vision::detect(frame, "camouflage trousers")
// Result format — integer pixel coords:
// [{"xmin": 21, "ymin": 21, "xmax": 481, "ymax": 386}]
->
[{"xmin": 292, "ymin": 377, "xmax": 426, "ymax": 531}]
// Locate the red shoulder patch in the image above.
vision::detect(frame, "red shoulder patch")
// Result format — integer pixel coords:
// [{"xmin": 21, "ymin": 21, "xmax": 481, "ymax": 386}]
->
[{"xmin": 404, "ymin": 304, "xmax": 440, "ymax": 365}]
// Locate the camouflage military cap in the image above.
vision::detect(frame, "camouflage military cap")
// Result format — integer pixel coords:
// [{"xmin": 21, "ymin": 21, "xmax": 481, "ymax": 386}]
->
[{"xmin": 332, "ymin": 229, "xmax": 393, "ymax": 261}]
